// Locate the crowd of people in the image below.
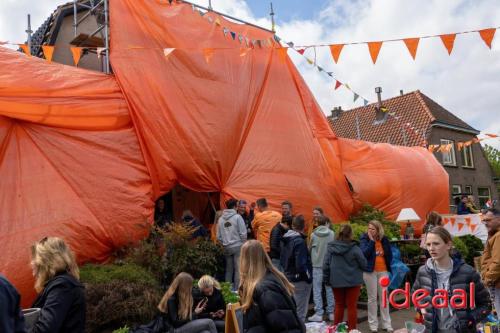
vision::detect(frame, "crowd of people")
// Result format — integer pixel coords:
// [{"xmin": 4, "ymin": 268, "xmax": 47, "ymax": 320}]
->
[{"xmin": 1, "ymin": 200, "xmax": 499, "ymax": 333}]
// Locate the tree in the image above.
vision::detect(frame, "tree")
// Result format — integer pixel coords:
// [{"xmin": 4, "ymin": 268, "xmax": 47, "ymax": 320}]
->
[{"xmin": 484, "ymin": 144, "xmax": 500, "ymax": 177}]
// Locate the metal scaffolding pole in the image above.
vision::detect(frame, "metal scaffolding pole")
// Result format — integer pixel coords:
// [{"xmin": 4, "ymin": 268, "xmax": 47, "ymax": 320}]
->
[
  {"xmin": 26, "ymin": 14, "xmax": 33, "ymax": 55},
  {"xmin": 103, "ymin": 0, "xmax": 110, "ymax": 74}
]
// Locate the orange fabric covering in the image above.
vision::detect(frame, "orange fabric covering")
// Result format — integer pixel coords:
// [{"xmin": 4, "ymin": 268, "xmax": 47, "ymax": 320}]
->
[
  {"xmin": 338, "ymin": 138, "xmax": 449, "ymax": 233},
  {"xmin": 0, "ymin": 47, "xmax": 153, "ymax": 306},
  {"xmin": 109, "ymin": 0, "xmax": 354, "ymax": 221}
]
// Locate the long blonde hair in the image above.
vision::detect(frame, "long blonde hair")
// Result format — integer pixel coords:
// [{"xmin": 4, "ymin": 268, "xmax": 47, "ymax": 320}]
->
[
  {"xmin": 31, "ymin": 237, "xmax": 80, "ymax": 293},
  {"xmin": 239, "ymin": 240, "xmax": 294, "ymax": 311},
  {"xmin": 198, "ymin": 275, "xmax": 221, "ymax": 290},
  {"xmin": 158, "ymin": 272, "xmax": 194, "ymax": 320},
  {"xmin": 368, "ymin": 220, "xmax": 385, "ymax": 240}
]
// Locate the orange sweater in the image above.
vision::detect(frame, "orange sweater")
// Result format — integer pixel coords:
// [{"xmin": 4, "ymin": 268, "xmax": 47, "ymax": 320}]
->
[{"xmin": 253, "ymin": 210, "xmax": 282, "ymax": 252}]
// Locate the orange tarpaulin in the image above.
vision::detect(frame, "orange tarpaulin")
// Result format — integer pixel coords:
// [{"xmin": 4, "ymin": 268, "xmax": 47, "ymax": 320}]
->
[{"xmin": 1, "ymin": 0, "xmax": 448, "ymax": 305}]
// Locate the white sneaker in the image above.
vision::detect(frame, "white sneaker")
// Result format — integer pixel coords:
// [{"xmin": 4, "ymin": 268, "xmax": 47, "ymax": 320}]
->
[
  {"xmin": 307, "ymin": 314, "xmax": 323, "ymax": 322},
  {"xmin": 328, "ymin": 313, "xmax": 334, "ymax": 321}
]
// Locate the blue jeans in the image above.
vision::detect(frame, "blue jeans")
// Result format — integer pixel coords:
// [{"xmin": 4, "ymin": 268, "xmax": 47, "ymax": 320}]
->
[{"xmin": 312, "ymin": 267, "xmax": 334, "ymax": 315}]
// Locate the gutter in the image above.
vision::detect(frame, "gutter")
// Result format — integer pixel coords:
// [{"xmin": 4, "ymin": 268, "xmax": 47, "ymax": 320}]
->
[{"xmin": 429, "ymin": 121, "xmax": 480, "ymax": 135}]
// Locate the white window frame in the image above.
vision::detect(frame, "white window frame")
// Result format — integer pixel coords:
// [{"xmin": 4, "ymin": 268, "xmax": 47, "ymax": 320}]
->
[
  {"xmin": 464, "ymin": 185, "xmax": 472, "ymax": 195},
  {"xmin": 452, "ymin": 185, "xmax": 462, "ymax": 195},
  {"xmin": 477, "ymin": 187, "xmax": 491, "ymax": 207},
  {"xmin": 441, "ymin": 139, "xmax": 456, "ymax": 166},
  {"xmin": 462, "ymin": 145, "xmax": 474, "ymax": 168}
]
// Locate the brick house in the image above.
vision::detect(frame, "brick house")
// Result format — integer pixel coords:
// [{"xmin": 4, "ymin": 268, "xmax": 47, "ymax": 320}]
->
[{"xmin": 328, "ymin": 89, "xmax": 498, "ymax": 212}]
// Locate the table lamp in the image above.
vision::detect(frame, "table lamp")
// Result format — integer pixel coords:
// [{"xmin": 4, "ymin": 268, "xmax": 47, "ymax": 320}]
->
[{"xmin": 396, "ymin": 208, "xmax": 421, "ymax": 239}]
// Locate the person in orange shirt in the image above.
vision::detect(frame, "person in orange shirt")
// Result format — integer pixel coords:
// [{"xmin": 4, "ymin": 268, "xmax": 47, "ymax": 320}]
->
[
  {"xmin": 360, "ymin": 220, "xmax": 393, "ymax": 333},
  {"xmin": 252, "ymin": 198, "xmax": 281, "ymax": 254}
]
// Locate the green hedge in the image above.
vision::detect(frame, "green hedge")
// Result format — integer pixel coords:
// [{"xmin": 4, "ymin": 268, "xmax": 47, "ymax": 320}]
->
[{"xmin": 80, "ymin": 263, "xmax": 158, "ymax": 287}]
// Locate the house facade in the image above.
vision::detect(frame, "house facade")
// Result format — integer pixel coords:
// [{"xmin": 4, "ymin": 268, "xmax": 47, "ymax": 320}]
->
[{"xmin": 328, "ymin": 89, "xmax": 498, "ymax": 212}]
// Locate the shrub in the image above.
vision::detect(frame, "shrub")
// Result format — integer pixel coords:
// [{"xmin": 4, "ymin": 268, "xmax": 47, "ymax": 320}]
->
[
  {"xmin": 81, "ymin": 263, "xmax": 161, "ymax": 333},
  {"xmin": 220, "ymin": 282, "xmax": 240, "ymax": 304},
  {"xmin": 457, "ymin": 235, "xmax": 484, "ymax": 266},
  {"xmin": 112, "ymin": 326, "xmax": 130, "ymax": 333},
  {"xmin": 452, "ymin": 237, "xmax": 469, "ymax": 262},
  {"xmin": 348, "ymin": 204, "xmax": 401, "ymax": 240}
]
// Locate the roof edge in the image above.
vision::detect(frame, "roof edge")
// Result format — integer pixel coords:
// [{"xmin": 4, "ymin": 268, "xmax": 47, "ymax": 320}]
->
[{"xmin": 430, "ymin": 121, "xmax": 480, "ymax": 135}]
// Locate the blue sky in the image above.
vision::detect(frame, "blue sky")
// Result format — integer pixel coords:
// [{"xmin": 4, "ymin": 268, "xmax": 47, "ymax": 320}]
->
[{"xmin": 0, "ymin": 0, "xmax": 499, "ymax": 148}]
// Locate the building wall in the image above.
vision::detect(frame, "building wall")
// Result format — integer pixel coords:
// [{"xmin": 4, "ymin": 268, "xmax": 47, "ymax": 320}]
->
[
  {"xmin": 51, "ymin": 12, "xmax": 104, "ymax": 71},
  {"xmin": 429, "ymin": 126, "xmax": 498, "ymax": 211}
]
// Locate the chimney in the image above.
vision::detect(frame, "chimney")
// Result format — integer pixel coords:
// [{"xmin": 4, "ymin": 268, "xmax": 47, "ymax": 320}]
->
[
  {"xmin": 400, "ymin": 89, "xmax": 404, "ymax": 96},
  {"xmin": 375, "ymin": 87, "xmax": 382, "ymax": 108},
  {"xmin": 330, "ymin": 106, "xmax": 343, "ymax": 120},
  {"xmin": 374, "ymin": 87, "xmax": 388, "ymax": 124}
]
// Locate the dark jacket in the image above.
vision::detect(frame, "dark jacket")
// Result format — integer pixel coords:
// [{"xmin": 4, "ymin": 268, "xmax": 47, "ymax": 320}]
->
[
  {"xmin": 31, "ymin": 273, "xmax": 85, "ymax": 333},
  {"xmin": 193, "ymin": 287, "xmax": 226, "ymax": 319},
  {"xmin": 323, "ymin": 240, "xmax": 367, "ymax": 288},
  {"xmin": 411, "ymin": 257, "xmax": 491, "ymax": 333},
  {"xmin": 184, "ymin": 217, "xmax": 208, "ymax": 239},
  {"xmin": 244, "ymin": 271, "xmax": 305, "ymax": 333},
  {"xmin": 240, "ymin": 210, "xmax": 255, "ymax": 238},
  {"xmin": 165, "ymin": 295, "xmax": 197, "ymax": 328},
  {"xmin": 269, "ymin": 223, "xmax": 288, "ymax": 260},
  {"xmin": 457, "ymin": 202, "xmax": 471, "ymax": 215},
  {"xmin": 0, "ymin": 274, "xmax": 26, "ymax": 333},
  {"xmin": 359, "ymin": 233, "xmax": 393, "ymax": 273},
  {"xmin": 280, "ymin": 230, "xmax": 312, "ymax": 283}
]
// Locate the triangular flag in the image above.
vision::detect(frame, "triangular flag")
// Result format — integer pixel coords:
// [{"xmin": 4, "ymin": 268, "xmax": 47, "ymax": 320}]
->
[
  {"xmin": 344, "ymin": 83, "xmax": 351, "ymax": 90},
  {"xmin": 41, "ymin": 45, "xmax": 54, "ymax": 63},
  {"xmin": 334, "ymin": 80, "xmax": 342, "ymax": 90},
  {"xmin": 470, "ymin": 224, "xmax": 477, "ymax": 232},
  {"xmin": 274, "ymin": 35, "xmax": 281, "ymax": 42},
  {"xmin": 207, "ymin": 17, "xmax": 213, "ymax": 23},
  {"xmin": 479, "ymin": 28, "xmax": 496, "ymax": 49},
  {"xmin": 329, "ymin": 44, "xmax": 344, "ymax": 63},
  {"xmin": 457, "ymin": 222, "xmax": 464, "ymax": 231},
  {"xmin": 485, "ymin": 133, "xmax": 498, "ymax": 138},
  {"xmin": 198, "ymin": 10, "xmax": 204, "ymax": 16},
  {"xmin": 163, "ymin": 48, "xmax": 175, "ymax": 58},
  {"xmin": 442, "ymin": 218, "xmax": 449, "ymax": 226},
  {"xmin": 364, "ymin": 99, "xmax": 369, "ymax": 106},
  {"xmin": 440, "ymin": 34, "xmax": 456, "ymax": 55},
  {"xmin": 70, "ymin": 47, "xmax": 83, "ymax": 66},
  {"xmin": 317, "ymin": 66, "xmax": 324, "ymax": 72},
  {"xmin": 203, "ymin": 48, "xmax": 214, "ymax": 64},
  {"xmin": 230, "ymin": 31, "xmax": 236, "ymax": 40},
  {"xmin": 277, "ymin": 48, "xmax": 288, "ymax": 63},
  {"xmin": 465, "ymin": 217, "xmax": 472, "ymax": 228},
  {"xmin": 297, "ymin": 48, "xmax": 306, "ymax": 55},
  {"xmin": 223, "ymin": 28, "xmax": 228, "ymax": 36},
  {"xmin": 240, "ymin": 48, "xmax": 250, "ymax": 58},
  {"xmin": 96, "ymin": 47, "xmax": 106, "ymax": 58},
  {"xmin": 306, "ymin": 58, "xmax": 314, "ymax": 65},
  {"xmin": 19, "ymin": 44, "xmax": 31, "ymax": 56},
  {"xmin": 353, "ymin": 93, "xmax": 359, "ymax": 102},
  {"xmin": 367, "ymin": 41, "xmax": 383, "ymax": 64},
  {"xmin": 326, "ymin": 72, "xmax": 333, "ymax": 77},
  {"xmin": 238, "ymin": 35, "xmax": 244, "ymax": 43},
  {"xmin": 287, "ymin": 42, "xmax": 294, "ymax": 48},
  {"xmin": 214, "ymin": 18, "xmax": 221, "ymax": 26},
  {"xmin": 450, "ymin": 218, "xmax": 456, "ymax": 227},
  {"xmin": 403, "ymin": 38, "xmax": 420, "ymax": 60}
]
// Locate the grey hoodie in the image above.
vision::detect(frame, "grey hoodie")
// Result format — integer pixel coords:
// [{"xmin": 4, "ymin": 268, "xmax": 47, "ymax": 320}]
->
[
  {"xmin": 310, "ymin": 225, "xmax": 335, "ymax": 267},
  {"xmin": 426, "ymin": 258, "xmax": 457, "ymax": 333},
  {"xmin": 217, "ymin": 209, "xmax": 247, "ymax": 248}
]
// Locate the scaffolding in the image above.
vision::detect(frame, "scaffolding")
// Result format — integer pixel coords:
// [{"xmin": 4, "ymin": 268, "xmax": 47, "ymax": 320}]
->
[{"xmin": 72, "ymin": 0, "xmax": 110, "ymax": 73}]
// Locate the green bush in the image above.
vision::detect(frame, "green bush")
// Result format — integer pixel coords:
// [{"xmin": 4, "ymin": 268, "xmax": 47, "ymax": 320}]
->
[
  {"xmin": 80, "ymin": 263, "xmax": 157, "ymax": 286},
  {"xmin": 112, "ymin": 326, "xmax": 130, "ymax": 333},
  {"xmin": 348, "ymin": 204, "xmax": 401, "ymax": 240},
  {"xmin": 220, "ymin": 281, "xmax": 240, "ymax": 304},
  {"xmin": 456, "ymin": 235, "xmax": 484, "ymax": 266},
  {"xmin": 452, "ymin": 237, "xmax": 469, "ymax": 261}
]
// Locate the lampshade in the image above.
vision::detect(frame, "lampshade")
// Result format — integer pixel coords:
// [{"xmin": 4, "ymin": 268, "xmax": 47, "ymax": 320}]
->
[{"xmin": 396, "ymin": 208, "xmax": 421, "ymax": 222}]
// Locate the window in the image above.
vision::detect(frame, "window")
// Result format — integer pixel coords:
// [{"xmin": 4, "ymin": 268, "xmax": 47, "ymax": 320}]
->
[
  {"xmin": 462, "ymin": 145, "xmax": 474, "ymax": 168},
  {"xmin": 441, "ymin": 139, "xmax": 456, "ymax": 166},
  {"xmin": 464, "ymin": 185, "xmax": 472, "ymax": 194},
  {"xmin": 477, "ymin": 187, "xmax": 491, "ymax": 208},
  {"xmin": 452, "ymin": 185, "xmax": 462, "ymax": 195}
]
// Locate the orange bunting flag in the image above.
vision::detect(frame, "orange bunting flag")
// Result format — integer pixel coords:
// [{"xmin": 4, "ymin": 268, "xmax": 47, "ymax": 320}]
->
[
  {"xmin": 334, "ymin": 80, "xmax": 342, "ymax": 90},
  {"xmin": 457, "ymin": 222, "xmax": 464, "ymax": 231},
  {"xmin": 403, "ymin": 38, "xmax": 420, "ymax": 60},
  {"xmin": 479, "ymin": 28, "xmax": 496, "ymax": 49},
  {"xmin": 19, "ymin": 44, "xmax": 31, "ymax": 56},
  {"xmin": 277, "ymin": 48, "xmax": 287, "ymax": 63},
  {"xmin": 367, "ymin": 41, "xmax": 383, "ymax": 64},
  {"xmin": 203, "ymin": 48, "xmax": 214, "ymax": 64},
  {"xmin": 329, "ymin": 44, "xmax": 344, "ymax": 63},
  {"xmin": 470, "ymin": 224, "xmax": 477, "ymax": 232},
  {"xmin": 485, "ymin": 133, "xmax": 498, "ymax": 138},
  {"xmin": 214, "ymin": 18, "xmax": 221, "ymax": 26},
  {"xmin": 440, "ymin": 34, "xmax": 456, "ymax": 55},
  {"xmin": 70, "ymin": 47, "xmax": 83, "ymax": 66},
  {"xmin": 450, "ymin": 218, "xmax": 456, "ymax": 227},
  {"xmin": 163, "ymin": 48, "xmax": 175, "ymax": 58},
  {"xmin": 457, "ymin": 142, "xmax": 464, "ymax": 151},
  {"xmin": 465, "ymin": 217, "xmax": 472, "ymax": 228},
  {"xmin": 41, "ymin": 45, "xmax": 54, "ymax": 63}
]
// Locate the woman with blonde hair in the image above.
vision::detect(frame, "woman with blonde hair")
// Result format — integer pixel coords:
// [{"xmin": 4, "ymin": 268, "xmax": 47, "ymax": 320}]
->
[
  {"xmin": 193, "ymin": 275, "xmax": 225, "ymax": 332},
  {"xmin": 158, "ymin": 272, "xmax": 217, "ymax": 333},
  {"xmin": 30, "ymin": 237, "xmax": 85, "ymax": 333},
  {"xmin": 239, "ymin": 240, "xmax": 305, "ymax": 333},
  {"xmin": 360, "ymin": 220, "xmax": 393, "ymax": 333}
]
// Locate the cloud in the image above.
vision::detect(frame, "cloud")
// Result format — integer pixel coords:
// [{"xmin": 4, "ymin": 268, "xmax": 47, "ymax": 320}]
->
[{"xmin": 1, "ymin": 0, "xmax": 498, "ymax": 149}]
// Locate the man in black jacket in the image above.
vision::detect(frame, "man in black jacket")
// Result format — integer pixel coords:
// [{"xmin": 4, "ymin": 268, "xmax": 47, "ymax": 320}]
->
[
  {"xmin": 281, "ymin": 215, "xmax": 313, "ymax": 323},
  {"xmin": 0, "ymin": 274, "xmax": 26, "ymax": 333},
  {"xmin": 269, "ymin": 215, "xmax": 292, "ymax": 271}
]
